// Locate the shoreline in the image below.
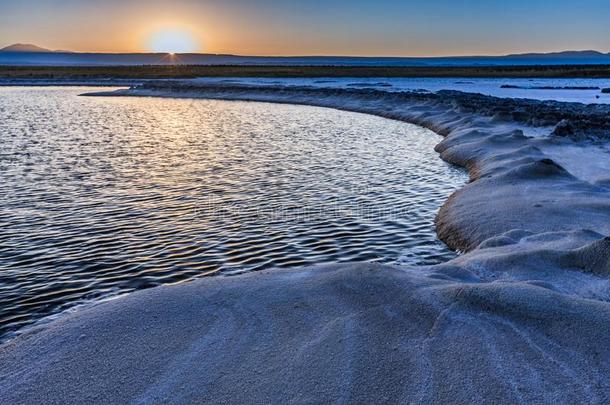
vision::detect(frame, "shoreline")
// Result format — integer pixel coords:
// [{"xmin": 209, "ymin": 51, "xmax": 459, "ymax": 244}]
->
[
  {"xmin": 2, "ymin": 82, "xmax": 610, "ymax": 402},
  {"xmin": 87, "ymin": 81, "xmax": 610, "ymax": 251}
]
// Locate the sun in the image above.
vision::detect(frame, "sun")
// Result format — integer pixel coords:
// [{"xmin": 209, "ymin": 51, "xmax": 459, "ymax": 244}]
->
[{"xmin": 147, "ymin": 28, "xmax": 199, "ymax": 54}]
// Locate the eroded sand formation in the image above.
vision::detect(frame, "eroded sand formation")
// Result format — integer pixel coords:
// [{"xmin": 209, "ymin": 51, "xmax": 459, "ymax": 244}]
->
[{"xmin": 1, "ymin": 82, "xmax": 610, "ymax": 403}]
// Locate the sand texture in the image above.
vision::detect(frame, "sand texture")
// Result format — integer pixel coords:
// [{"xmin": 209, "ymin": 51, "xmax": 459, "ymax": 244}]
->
[{"xmin": 2, "ymin": 82, "xmax": 610, "ymax": 404}]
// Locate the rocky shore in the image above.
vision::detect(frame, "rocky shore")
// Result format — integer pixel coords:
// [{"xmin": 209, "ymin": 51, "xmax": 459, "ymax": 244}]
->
[
  {"xmin": 131, "ymin": 80, "xmax": 610, "ymax": 139},
  {"xmin": 1, "ymin": 82, "xmax": 610, "ymax": 403}
]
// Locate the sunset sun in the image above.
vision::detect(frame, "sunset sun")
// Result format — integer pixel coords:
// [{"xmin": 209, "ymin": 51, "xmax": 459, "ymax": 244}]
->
[{"xmin": 147, "ymin": 27, "xmax": 199, "ymax": 53}]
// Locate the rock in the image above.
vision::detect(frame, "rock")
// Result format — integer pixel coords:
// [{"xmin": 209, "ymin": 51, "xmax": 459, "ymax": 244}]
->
[
  {"xmin": 552, "ymin": 119, "xmax": 575, "ymax": 137},
  {"xmin": 491, "ymin": 111, "xmax": 512, "ymax": 122}
]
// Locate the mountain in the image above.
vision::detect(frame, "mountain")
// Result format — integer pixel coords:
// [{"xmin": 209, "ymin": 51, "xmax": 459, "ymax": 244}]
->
[
  {"xmin": 0, "ymin": 43, "xmax": 52, "ymax": 53},
  {"xmin": 1, "ymin": 44, "xmax": 610, "ymax": 66},
  {"xmin": 506, "ymin": 50, "xmax": 609, "ymax": 58}
]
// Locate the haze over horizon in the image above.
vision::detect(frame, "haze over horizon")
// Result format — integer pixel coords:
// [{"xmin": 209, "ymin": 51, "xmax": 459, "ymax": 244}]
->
[
  {"xmin": 3, "ymin": 42, "xmax": 610, "ymax": 59},
  {"xmin": 1, "ymin": 0, "xmax": 610, "ymax": 57}
]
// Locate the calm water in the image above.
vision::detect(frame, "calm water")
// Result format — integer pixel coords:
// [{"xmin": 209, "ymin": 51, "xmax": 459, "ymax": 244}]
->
[
  {"xmin": 194, "ymin": 77, "xmax": 610, "ymax": 104},
  {"xmin": 0, "ymin": 87, "xmax": 466, "ymax": 338}
]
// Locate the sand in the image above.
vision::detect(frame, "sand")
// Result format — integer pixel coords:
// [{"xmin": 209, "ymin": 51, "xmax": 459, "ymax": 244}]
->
[{"xmin": 1, "ymin": 82, "xmax": 610, "ymax": 404}]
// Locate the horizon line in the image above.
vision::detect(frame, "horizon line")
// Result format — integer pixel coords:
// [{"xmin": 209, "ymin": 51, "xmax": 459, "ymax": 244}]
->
[{"xmin": 2, "ymin": 44, "xmax": 610, "ymax": 59}]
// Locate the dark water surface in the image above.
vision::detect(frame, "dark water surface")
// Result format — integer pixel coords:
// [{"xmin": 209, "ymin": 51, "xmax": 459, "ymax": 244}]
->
[{"xmin": 0, "ymin": 87, "xmax": 466, "ymax": 338}]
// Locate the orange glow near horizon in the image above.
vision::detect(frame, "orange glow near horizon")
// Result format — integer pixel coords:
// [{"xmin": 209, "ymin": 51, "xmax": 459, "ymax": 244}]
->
[
  {"xmin": 145, "ymin": 26, "xmax": 201, "ymax": 53},
  {"xmin": 3, "ymin": 1, "xmax": 610, "ymax": 57}
]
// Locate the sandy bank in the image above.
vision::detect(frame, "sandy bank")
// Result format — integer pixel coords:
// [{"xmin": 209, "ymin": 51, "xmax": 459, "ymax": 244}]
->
[
  {"xmin": 2, "ymin": 257, "xmax": 610, "ymax": 404},
  {"xmin": 2, "ymin": 82, "xmax": 610, "ymax": 403}
]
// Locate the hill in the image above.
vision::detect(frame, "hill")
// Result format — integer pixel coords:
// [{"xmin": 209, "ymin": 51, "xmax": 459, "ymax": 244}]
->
[{"xmin": 0, "ymin": 43, "xmax": 52, "ymax": 53}]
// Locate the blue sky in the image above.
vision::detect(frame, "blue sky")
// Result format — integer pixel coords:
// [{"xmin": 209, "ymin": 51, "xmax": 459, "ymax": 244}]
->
[{"xmin": 1, "ymin": 0, "xmax": 609, "ymax": 55}]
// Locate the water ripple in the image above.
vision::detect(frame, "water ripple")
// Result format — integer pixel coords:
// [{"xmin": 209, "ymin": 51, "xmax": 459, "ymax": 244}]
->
[{"xmin": 0, "ymin": 87, "xmax": 467, "ymax": 339}]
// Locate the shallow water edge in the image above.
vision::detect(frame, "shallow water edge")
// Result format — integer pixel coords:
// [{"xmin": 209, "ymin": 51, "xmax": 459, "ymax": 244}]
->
[
  {"xmin": 2, "ymin": 83, "xmax": 610, "ymax": 403},
  {"xmin": 0, "ymin": 89, "xmax": 467, "ymax": 338}
]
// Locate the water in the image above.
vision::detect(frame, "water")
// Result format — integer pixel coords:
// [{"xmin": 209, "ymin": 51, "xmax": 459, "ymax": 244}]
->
[
  {"xmin": 0, "ymin": 87, "xmax": 466, "ymax": 339},
  {"xmin": 192, "ymin": 77, "xmax": 610, "ymax": 104}
]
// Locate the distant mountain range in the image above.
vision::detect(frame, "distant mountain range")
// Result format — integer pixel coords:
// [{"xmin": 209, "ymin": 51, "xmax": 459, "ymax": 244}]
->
[
  {"xmin": 1, "ymin": 43, "xmax": 52, "ymax": 52},
  {"xmin": 506, "ymin": 50, "xmax": 610, "ymax": 58},
  {"xmin": 2, "ymin": 43, "xmax": 610, "ymax": 67}
]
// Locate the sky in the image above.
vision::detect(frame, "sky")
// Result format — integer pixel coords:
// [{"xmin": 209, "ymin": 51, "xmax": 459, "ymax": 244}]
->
[{"xmin": 1, "ymin": 0, "xmax": 610, "ymax": 56}]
